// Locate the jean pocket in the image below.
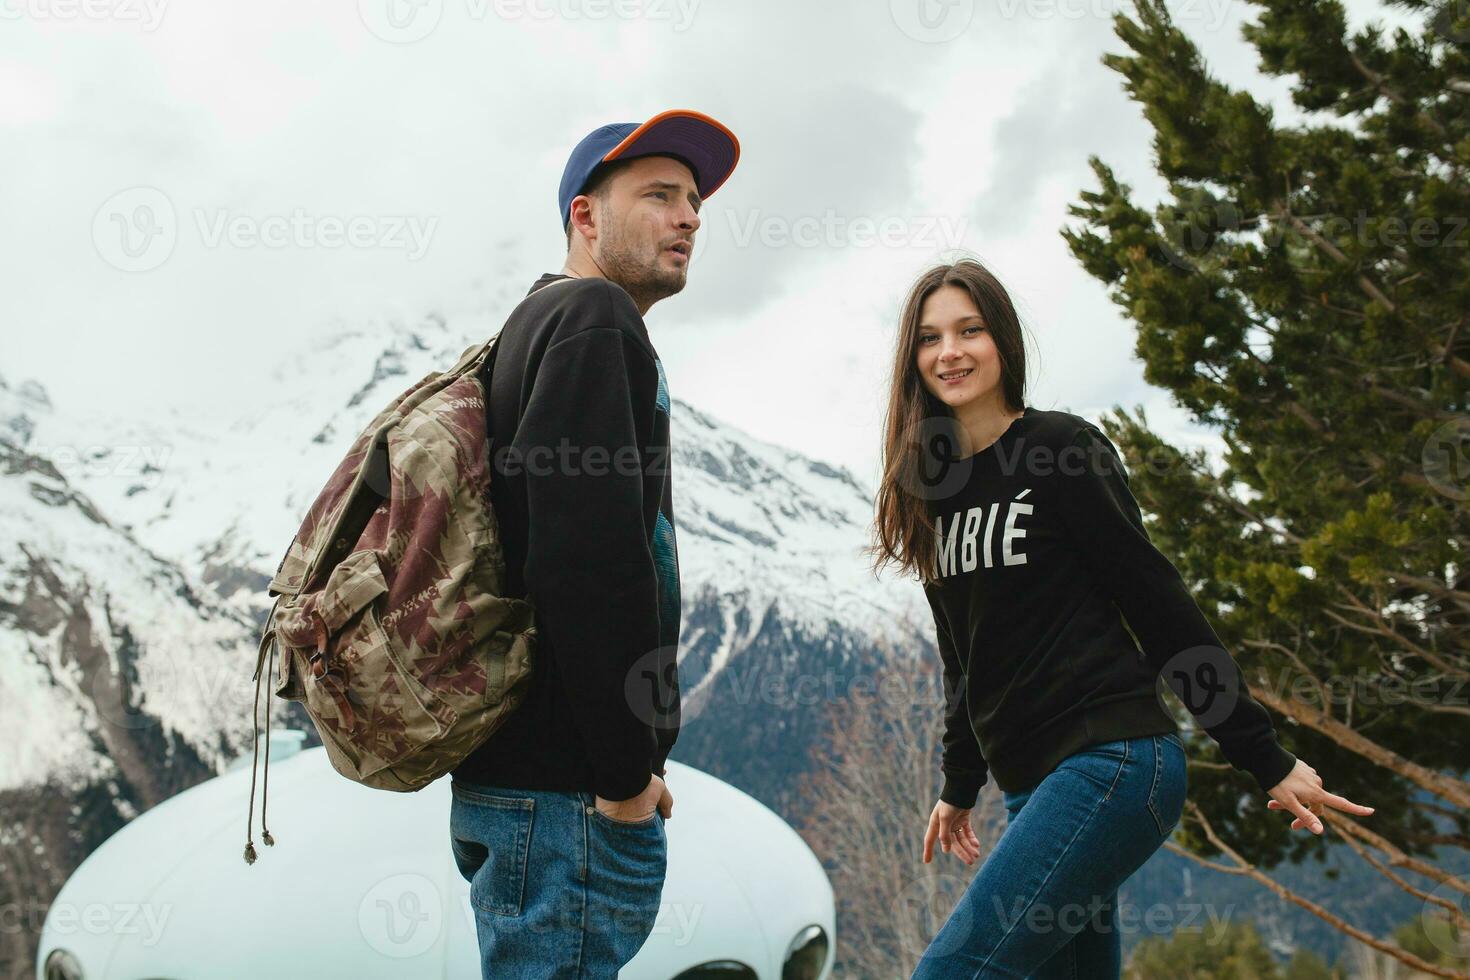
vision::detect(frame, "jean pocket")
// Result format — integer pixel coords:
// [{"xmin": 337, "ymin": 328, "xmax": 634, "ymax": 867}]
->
[
  {"xmin": 591, "ymin": 807, "xmax": 661, "ymax": 831},
  {"xmin": 450, "ymin": 786, "xmax": 534, "ymax": 916},
  {"xmin": 1146, "ymin": 736, "xmax": 1185, "ymax": 839}
]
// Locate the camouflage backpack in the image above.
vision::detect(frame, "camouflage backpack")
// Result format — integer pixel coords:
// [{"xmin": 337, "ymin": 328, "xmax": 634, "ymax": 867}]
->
[{"xmin": 241, "ymin": 286, "xmax": 570, "ymax": 864}]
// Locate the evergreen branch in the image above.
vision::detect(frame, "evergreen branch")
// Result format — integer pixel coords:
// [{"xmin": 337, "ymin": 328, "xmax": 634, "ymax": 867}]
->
[
  {"xmin": 1250, "ymin": 683, "xmax": 1470, "ymax": 810},
  {"xmin": 1326, "ymin": 589, "xmax": 1470, "ymax": 681},
  {"xmin": 1332, "ymin": 823, "xmax": 1470, "ymax": 929},
  {"xmin": 1179, "ymin": 800, "xmax": 1469, "ymax": 979},
  {"xmin": 1346, "ymin": 50, "xmax": 1448, "ymax": 140},
  {"xmin": 1331, "ymin": 812, "xmax": 1470, "ymax": 901}
]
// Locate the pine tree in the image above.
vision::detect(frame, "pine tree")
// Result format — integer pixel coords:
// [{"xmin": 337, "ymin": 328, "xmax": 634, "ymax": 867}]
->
[{"xmin": 1064, "ymin": 1, "xmax": 1470, "ymax": 974}]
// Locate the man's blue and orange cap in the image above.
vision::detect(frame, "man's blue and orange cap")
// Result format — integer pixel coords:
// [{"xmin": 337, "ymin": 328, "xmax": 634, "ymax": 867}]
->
[{"xmin": 558, "ymin": 109, "xmax": 740, "ymax": 228}]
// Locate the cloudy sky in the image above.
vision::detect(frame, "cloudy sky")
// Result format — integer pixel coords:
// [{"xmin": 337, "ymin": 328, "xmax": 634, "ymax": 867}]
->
[{"xmin": 2, "ymin": 0, "xmax": 1407, "ymax": 489}]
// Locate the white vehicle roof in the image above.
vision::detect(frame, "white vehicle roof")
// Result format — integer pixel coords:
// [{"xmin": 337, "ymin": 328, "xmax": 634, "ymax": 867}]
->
[{"xmin": 37, "ymin": 735, "xmax": 834, "ymax": 979}]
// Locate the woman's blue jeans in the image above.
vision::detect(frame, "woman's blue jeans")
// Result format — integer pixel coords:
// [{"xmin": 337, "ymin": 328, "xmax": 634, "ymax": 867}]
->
[
  {"xmin": 448, "ymin": 779, "xmax": 667, "ymax": 979},
  {"xmin": 912, "ymin": 732, "xmax": 1188, "ymax": 979}
]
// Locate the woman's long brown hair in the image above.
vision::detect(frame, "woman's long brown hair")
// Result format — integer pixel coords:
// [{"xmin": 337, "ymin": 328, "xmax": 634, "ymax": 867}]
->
[{"xmin": 868, "ymin": 259, "xmax": 1029, "ymax": 584}]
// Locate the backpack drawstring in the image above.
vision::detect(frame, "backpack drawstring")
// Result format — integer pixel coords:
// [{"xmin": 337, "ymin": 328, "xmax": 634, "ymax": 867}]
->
[{"xmin": 245, "ymin": 597, "xmax": 282, "ymax": 864}]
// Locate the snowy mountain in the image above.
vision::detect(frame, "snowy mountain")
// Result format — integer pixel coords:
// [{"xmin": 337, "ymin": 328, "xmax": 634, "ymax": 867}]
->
[
  {"xmin": 3, "ymin": 308, "xmax": 929, "ymax": 644},
  {"xmin": 0, "ymin": 307, "xmax": 933, "ymax": 976}
]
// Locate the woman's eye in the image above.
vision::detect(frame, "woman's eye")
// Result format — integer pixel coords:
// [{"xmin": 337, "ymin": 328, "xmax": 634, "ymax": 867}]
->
[
  {"xmin": 964, "ymin": 326, "xmax": 983, "ymax": 334},
  {"xmin": 918, "ymin": 335, "xmax": 936, "ymax": 344}
]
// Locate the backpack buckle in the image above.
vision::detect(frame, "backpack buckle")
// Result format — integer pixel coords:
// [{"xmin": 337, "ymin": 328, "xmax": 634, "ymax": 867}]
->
[{"xmin": 308, "ymin": 612, "xmax": 329, "ymax": 679}]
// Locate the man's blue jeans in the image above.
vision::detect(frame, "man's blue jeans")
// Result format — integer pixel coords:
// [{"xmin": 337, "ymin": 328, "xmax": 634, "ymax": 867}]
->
[
  {"xmin": 449, "ymin": 779, "xmax": 667, "ymax": 979},
  {"xmin": 912, "ymin": 732, "xmax": 1188, "ymax": 979}
]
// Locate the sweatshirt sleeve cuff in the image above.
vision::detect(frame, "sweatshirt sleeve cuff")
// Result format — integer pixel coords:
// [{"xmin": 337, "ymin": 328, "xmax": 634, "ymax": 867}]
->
[
  {"xmin": 594, "ymin": 765, "xmax": 654, "ymax": 803},
  {"xmin": 1245, "ymin": 742, "xmax": 1298, "ymax": 796},
  {"xmin": 940, "ymin": 770, "xmax": 986, "ymax": 810}
]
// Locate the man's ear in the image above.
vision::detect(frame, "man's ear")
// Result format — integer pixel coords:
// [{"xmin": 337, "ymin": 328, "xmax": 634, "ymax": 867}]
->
[{"xmin": 567, "ymin": 195, "xmax": 597, "ymax": 247}]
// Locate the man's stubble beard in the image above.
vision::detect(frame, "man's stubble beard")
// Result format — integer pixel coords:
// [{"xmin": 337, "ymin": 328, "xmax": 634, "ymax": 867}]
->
[{"xmin": 596, "ymin": 221, "xmax": 689, "ymax": 311}]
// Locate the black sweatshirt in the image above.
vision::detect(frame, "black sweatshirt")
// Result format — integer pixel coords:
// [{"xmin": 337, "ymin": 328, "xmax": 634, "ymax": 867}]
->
[
  {"xmin": 926, "ymin": 406, "xmax": 1297, "ymax": 806},
  {"xmin": 452, "ymin": 273, "xmax": 681, "ymax": 802}
]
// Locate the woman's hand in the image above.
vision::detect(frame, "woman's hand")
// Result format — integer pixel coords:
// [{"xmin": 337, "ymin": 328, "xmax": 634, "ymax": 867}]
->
[
  {"xmin": 1265, "ymin": 758, "xmax": 1374, "ymax": 834},
  {"xmin": 923, "ymin": 800, "xmax": 981, "ymax": 866}
]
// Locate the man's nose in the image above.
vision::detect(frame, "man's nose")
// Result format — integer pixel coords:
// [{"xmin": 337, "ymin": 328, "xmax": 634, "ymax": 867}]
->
[{"xmin": 677, "ymin": 202, "xmax": 700, "ymax": 233}]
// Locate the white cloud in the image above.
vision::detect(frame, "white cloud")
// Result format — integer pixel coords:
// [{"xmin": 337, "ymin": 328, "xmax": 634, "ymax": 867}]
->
[{"xmin": 1, "ymin": 0, "xmax": 1410, "ymax": 489}]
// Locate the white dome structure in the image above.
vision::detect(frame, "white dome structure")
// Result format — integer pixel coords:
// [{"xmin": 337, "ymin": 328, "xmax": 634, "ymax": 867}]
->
[{"xmin": 36, "ymin": 733, "xmax": 835, "ymax": 979}]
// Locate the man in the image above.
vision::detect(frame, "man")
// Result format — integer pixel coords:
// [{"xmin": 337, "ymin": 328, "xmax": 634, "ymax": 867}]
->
[{"xmin": 448, "ymin": 109, "xmax": 740, "ymax": 978}]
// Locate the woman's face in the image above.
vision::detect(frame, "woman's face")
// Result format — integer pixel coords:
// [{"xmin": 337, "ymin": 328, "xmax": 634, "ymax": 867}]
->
[{"xmin": 914, "ymin": 284, "xmax": 1004, "ymax": 410}]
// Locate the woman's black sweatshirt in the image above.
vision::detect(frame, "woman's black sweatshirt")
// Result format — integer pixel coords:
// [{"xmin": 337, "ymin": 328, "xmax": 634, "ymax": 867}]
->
[{"xmin": 924, "ymin": 406, "xmax": 1297, "ymax": 806}]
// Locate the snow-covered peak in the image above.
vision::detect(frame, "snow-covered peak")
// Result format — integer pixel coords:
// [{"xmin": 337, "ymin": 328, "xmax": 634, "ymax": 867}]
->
[
  {"xmin": 0, "ymin": 437, "xmax": 258, "ymax": 794},
  {"xmin": 25, "ymin": 307, "xmax": 929, "ymax": 645},
  {"xmin": 670, "ymin": 397, "xmax": 926, "ymax": 648}
]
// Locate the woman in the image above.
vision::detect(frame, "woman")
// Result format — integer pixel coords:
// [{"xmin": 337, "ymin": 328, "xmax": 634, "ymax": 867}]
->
[{"xmin": 869, "ymin": 259, "xmax": 1374, "ymax": 978}]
